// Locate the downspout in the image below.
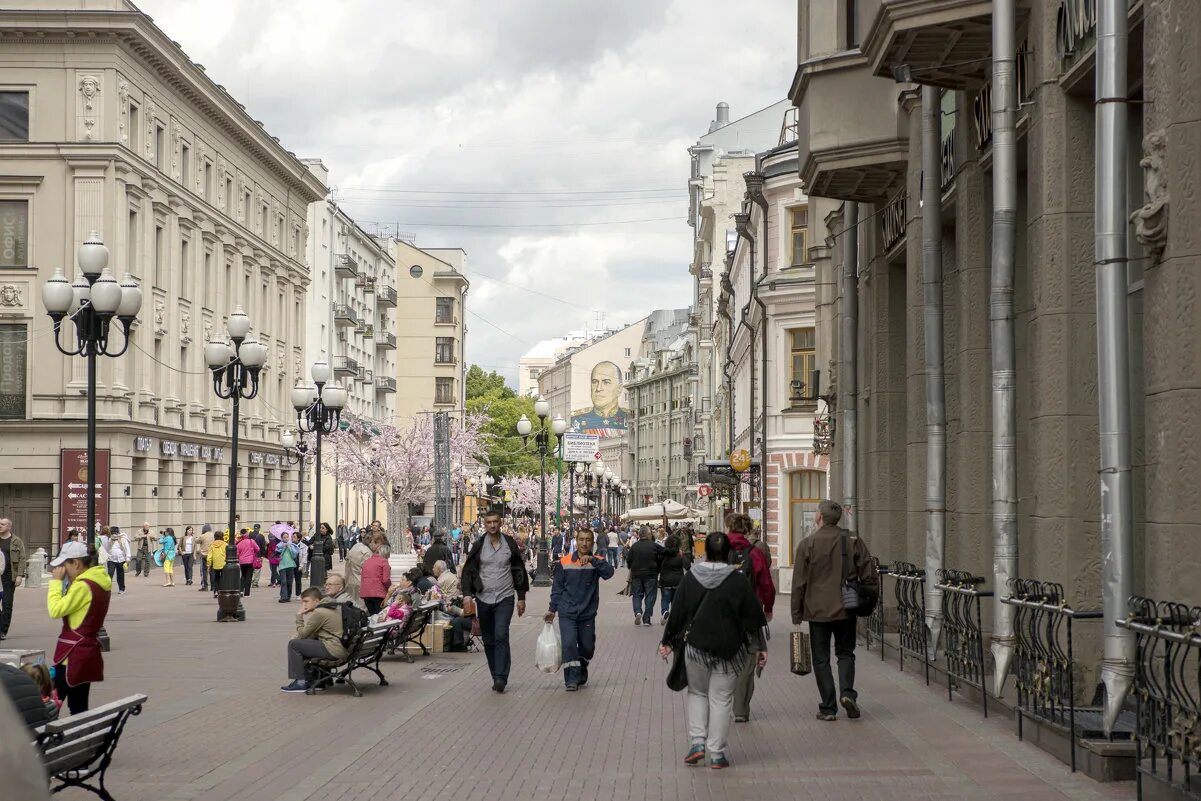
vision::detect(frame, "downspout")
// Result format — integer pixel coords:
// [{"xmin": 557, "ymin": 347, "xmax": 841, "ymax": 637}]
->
[
  {"xmin": 1095, "ymin": 0, "xmax": 1134, "ymax": 735},
  {"xmin": 989, "ymin": 0, "xmax": 1019, "ymax": 695},
  {"xmin": 721, "ymin": 252, "xmax": 737, "ymax": 454},
  {"xmin": 921, "ymin": 85, "xmax": 947, "ymax": 656},
  {"xmin": 745, "ymin": 170, "xmax": 771, "ymax": 528},
  {"xmin": 734, "ymin": 210, "xmax": 757, "ymax": 506},
  {"xmin": 841, "ymin": 203, "xmax": 859, "ymax": 523}
]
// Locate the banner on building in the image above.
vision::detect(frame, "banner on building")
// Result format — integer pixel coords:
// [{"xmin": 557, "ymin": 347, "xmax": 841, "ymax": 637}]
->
[{"xmin": 561, "ymin": 433, "xmax": 600, "ymax": 463}]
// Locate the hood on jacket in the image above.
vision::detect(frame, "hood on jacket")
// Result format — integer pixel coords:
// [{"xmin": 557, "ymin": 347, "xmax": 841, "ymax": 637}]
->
[
  {"xmin": 80, "ymin": 563, "xmax": 113, "ymax": 591},
  {"xmin": 691, "ymin": 560, "xmax": 736, "ymax": 589},
  {"xmin": 727, "ymin": 532, "xmax": 752, "ymax": 551}
]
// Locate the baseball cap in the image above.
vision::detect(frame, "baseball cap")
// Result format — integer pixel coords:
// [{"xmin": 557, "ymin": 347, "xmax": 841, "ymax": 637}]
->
[{"xmin": 51, "ymin": 540, "xmax": 89, "ymax": 567}]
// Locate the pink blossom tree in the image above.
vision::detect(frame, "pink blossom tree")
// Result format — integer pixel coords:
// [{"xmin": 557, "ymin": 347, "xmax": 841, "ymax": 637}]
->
[
  {"xmin": 499, "ymin": 473, "xmax": 569, "ymax": 526},
  {"xmin": 320, "ymin": 412, "xmax": 489, "ymax": 553}
]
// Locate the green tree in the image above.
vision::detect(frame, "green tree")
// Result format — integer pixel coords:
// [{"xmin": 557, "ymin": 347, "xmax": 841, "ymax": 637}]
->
[{"xmin": 465, "ymin": 364, "xmax": 514, "ymax": 401}]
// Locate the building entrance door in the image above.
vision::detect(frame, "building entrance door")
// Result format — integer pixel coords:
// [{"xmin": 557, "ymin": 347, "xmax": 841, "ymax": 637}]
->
[{"xmin": 0, "ymin": 483, "xmax": 53, "ymax": 556}]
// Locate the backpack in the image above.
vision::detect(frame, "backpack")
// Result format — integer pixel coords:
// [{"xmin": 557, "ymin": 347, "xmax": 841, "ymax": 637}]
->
[
  {"xmin": 322, "ymin": 601, "xmax": 370, "ymax": 649},
  {"xmin": 729, "ymin": 546, "xmax": 756, "ymax": 580}
]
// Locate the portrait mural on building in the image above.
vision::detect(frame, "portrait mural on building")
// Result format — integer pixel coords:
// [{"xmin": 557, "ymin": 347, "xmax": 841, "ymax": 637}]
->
[{"xmin": 571, "ymin": 360, "xmax": 629, "ymax": 438}]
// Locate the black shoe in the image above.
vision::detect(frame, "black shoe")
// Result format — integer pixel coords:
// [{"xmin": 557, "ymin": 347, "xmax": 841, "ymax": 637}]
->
[
  {"xmin": 278, "ymin": 598, "xmax": 290, "ymax": 603},
  {"xmin": 0, "ymin": 634, "xmax": 6, "ymax": 641},
  {"xmin": 840, "ymin": 696, "xmax": 861, "ymax": 719},
  {"xmin": 816, "ymin": 712, "xmax": 837, "ymax": 722},
  {"xmin": 280, "ymin": 680, "xmax": 309, "ymax": 693},
  {"xmin": 492, "ymin": 679, "xmax": 506, "ymax": 693}
]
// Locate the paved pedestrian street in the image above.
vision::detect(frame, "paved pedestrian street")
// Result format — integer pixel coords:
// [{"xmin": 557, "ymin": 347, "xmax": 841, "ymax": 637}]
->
[{"xmin": 3, "ymin": 575, "xmax": 1131, "ymax": 801}]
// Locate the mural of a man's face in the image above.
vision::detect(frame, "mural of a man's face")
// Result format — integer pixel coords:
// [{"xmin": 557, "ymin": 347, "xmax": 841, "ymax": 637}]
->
[{"xmin": 591, "ymin": 362, "xmax": 622, "ymax": 412}]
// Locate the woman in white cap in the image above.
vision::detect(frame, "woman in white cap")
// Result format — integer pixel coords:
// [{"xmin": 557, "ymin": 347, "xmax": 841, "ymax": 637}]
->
[{"xmin": 46, "ymin": 540, "xmax": 112, "ymax": 714}]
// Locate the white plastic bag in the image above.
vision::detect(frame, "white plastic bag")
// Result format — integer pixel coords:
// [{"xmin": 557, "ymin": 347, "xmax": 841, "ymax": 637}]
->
[{"xmin": 535, "ymin": 621, "xmax": 562, "ymax": 673}]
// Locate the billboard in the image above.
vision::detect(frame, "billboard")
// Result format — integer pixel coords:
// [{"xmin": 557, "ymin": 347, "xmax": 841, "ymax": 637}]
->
[{"xmin": 565, "ymin": 323, "xmax": 643, "ymax": 439}]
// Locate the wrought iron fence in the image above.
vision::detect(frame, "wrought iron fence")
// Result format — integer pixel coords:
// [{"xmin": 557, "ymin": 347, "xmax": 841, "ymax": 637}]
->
[
  {"xmin": 936, "ymin": 569, "xmax": 992, "ymax": 717},
  {"xmin": 1120, "ymin": 596, "xmax": 1201, "ymax": 800},
  {"xmin": 893, "ymin": 561, "xmax": 929, "ymax": 685},
  {"xmin": 861, "ymin": 558, "xmax": 888, "ymax": 660}
]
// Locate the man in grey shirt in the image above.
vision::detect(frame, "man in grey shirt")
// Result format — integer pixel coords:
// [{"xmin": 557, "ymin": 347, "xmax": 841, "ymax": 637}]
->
[{"xmin": 461, "ymin": 509, "xmax": 529, "ymax": 693}]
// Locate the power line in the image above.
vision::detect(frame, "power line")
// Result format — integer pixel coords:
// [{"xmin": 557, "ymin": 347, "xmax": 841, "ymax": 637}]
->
[
  {"xmin": 337, "ymin": 197, "xmax": 685, "ymax": 210},
  {"xmin": 338, "ymin": 186, "xmax": 681, "ymax": 196},
  {"xmin": 351, "ymin": 216, "xmax": 680, "ymax": 230}
]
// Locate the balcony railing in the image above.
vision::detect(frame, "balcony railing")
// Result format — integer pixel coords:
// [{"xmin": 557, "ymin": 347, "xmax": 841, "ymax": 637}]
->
[
  {"xmin": 334, "ymin": 254, "xmax": 358, "ymax": 279},
  {"xmin": 333, "ymin": 304, "xmax": 359, "ymax": 327},
  {"xmin": 332, "ymin": 355, "xmax": 359, "ymax": 376},
  {"xmin": 778, "ymin": 106, "xmax": 799, "ymax": 146},
  {"xmin": 376, "ymin": 284, "xmax": 397, "ymax": 307},
  {"xmin": 375, "ymin": 375, "xmax": 396, "ymax": 393},
  {"xmin": 364, "ymin": 276, "xmax": 376, "ymax": 293},
  {"xmin": 375, "ymin": 331, "xmax": 397, "ymax": 350}
]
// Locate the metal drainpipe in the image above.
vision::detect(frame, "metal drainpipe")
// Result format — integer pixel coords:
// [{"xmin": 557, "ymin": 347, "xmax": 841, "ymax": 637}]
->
[
  {"xmin": 922, "ymin": 84, "xmax": 948, "ymax": 657},
  {"xmin": 1095, "ymin": 0, "xmax": 1135, "ymax": 735},
  {"xmin": 841, "ymin": 203, "xmax": 859, "ymax": 524},
  {"xmin": 746, "ymin": 171, "xmax": 771, "ymax": 533},
  {"xmin": 989, "ymin": 0, "xmax": 1019, "ymax": 695}
]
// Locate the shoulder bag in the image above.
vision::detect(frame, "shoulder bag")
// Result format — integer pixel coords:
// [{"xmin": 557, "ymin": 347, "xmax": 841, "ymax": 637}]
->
[
  {"xmin": 666, "ymin": 585, "xmax": 711, "ymax": 692},
  {"xmin": 840, "ymin": 531, "xmax": 878, "ymax": 617}
]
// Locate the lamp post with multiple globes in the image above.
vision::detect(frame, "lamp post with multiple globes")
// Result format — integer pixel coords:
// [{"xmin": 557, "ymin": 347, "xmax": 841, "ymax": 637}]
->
[
  {"xmin": 516, "ymin": 395, "xmax": 567, "ymax": 587},
  {"xmin": 291, "ymin": 360, "xmax": 347, "ymax": 589}
]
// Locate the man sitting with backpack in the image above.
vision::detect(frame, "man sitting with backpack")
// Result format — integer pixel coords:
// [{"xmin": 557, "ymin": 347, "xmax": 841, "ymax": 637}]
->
[
  {"xmin": 280, "ymin": 586, "xmax": 361, "ymax": 693},
  {"xmin": 725, "ymin": 513, "xmax": 776, "ymax": 723}
]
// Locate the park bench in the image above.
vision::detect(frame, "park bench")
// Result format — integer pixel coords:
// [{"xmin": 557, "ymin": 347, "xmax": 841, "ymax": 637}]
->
[
  {"xmin": 385, "ymin": 601, "xmax": 439, "ymax": 662},
  {"xmin": 34, "ymin": 693, "xmax": 147, "ymax": 800},
  {"xmin": 304, "ymin": 621, "xmax": 398, "ymax": 698}
]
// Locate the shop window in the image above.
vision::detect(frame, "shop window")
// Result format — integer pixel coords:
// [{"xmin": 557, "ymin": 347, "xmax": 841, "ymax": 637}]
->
[{"xmin": 789, "ymin": 470, "xmax": 824, "ymax": 560}]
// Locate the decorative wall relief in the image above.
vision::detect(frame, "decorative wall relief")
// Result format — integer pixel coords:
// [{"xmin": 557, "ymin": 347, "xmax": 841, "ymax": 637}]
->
[
  {"xmin": 144, "ymin": 97, "xmax": 157, "ymax": 160},
  {"xmin": 203, "ymin": 319, "xmax": 213, "ymax": 344},
  {"xmin": 180, "ymin": 312, "xmax": 191, "ymax": 344},
  {"xmin": 78, "ymin": 74, "xmax": 102, "ymax": 140},
  {"xmin": 117, "ymin": 79, "xmax": 129, "ymax": 145},
  {"xmin": 216, "ymin": 155, "xmax": 229, "ymax": 209},
  {"xmin": 0, "ymin": 285, "xmax": 23, "ymax": 307},
  {"xmin": 1131, "ymin": 130, "xmax": 1168, "ymax": 263},
  {"xmin": 170, "ymin": 119, "xmax": 181, "ymax": 179},
  {"xmin": 154, "ymin": 300, "xmax": 167, "ymax": 336}
]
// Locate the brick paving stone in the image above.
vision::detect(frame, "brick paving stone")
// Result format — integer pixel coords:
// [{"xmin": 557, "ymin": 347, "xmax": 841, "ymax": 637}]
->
[{"xmin": 0, "ymin": 569, "xmax": 1134, "ymax": 801}]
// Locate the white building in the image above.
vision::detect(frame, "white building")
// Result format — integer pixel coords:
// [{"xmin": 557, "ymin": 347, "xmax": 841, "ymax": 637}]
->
[
  {"xmin": 626, "ymin": 309, "xmax": 693, "ymax": 506},
  {"xmin": 302, "ymin": 160, "xmax": 397, "ymax": 527},
  {"xmin": 518, "ymin": 329, "xmax": 606, "ymax": 397},
  {"xmin": 688, "ymin": 100, "xmax": 792, "ymax": 531},
  {"xmin": 0, "ymin": 1, "xmax": 324, "ymax": 554}
]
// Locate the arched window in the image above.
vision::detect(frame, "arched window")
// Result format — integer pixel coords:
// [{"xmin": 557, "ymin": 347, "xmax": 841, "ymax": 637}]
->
[{"xmin": 788, "ymin": 469, "xmax": 824, "ymax": 561}]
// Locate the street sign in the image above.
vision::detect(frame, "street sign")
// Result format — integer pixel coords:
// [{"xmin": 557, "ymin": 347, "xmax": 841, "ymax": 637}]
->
[
  {"xmin": 697, "ymin": 484, "xmax": 713, "ymax": 497},
  {"xmin": 59, "ymin": 448, "xmax": 110, "ymax": 545},
  {"xmin": 562, "ymin": 433, "xmax": 600, "ymax": 463}
]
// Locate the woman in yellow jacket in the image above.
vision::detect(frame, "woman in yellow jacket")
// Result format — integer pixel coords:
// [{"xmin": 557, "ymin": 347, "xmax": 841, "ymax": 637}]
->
[
  {"xmin": 206, "ymin": 531, "xmax": 228, "ymax": 597},
  {"xmin": 47, "ymin": 540, "xmax": 112, "ymax": 714}
]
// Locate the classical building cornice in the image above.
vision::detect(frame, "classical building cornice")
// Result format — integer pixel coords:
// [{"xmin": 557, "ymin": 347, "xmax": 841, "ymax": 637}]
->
[{"xmin": 0, "ymin": 7, "xmax": 326, "ymax": 203}]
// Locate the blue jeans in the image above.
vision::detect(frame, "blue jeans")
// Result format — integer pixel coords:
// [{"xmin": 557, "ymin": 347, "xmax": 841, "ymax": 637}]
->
[
  {"xmin": 278, "ymin": 567, "xmax": 295, "ymax": 600},
  {"xmin": 661, "ymin": 585, "xmax": 676, "ymax": 616},
  {"xmin": 631, "ymin": 576, "xmax": 657, "ymax": 621},
  {"xmin": 558, "ymin": 614, "xmax": 596, "ymax": 687},
  {"xmin": 607, "ymin": 547, "xmax": 619, "ymax": 566},
  {"xmin": 477, "ymin": 595, "xmax": 515, "ymax": 683}
]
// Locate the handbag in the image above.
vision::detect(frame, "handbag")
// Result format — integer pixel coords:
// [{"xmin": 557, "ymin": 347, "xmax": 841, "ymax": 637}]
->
[
  {"xmin": 790, "ymin": 628, "xmax": 812, "ymax": 675},
  {"xmin": 840, "ymin": 531, "xmax": 878, "ymax": 617},
  {"xmin": 462, "ymin": 596, "xmax": 477, "ymax": 617},
  {"xmin": 665, "ymin": 587, "xmax": 711, "ymax": 692}
]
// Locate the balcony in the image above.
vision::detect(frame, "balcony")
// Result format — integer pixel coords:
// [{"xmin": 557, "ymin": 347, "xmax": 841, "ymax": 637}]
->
[
  {"xmin": 364, "ymin": 276, "xmax": 376, "ymax": 294},
  {"xmin": 376, "ymin": 284, "xmax": 397, "ymax": 307},
  {"xmin": 375, "ymin": 375, "xmax": 397, "ymax": 393},
  {"xmin": 354, "ymin": 275, "xmax": 368, "ymax": 290},
  {"xmin": 375, "ymin": 330, "xmax": 397, "ymax": 350},
  {"xmin": 334, "ymin": 254, "xmax": 358, "ymax": 279},
  {"xmin": 332, "ymin": 355, "xmax": 359, "ymax": 377},
  {"xmin": 361, "ymin": 324, "xmax": 374, "ymax": 338},
  {"xmin": 792, "ymin": 51, "xmax": 909, "ymax": 203},
  {"xmin": 863, "ymin": 1, "xmax": 999, "ymax": 91},
  {"xmin": 332, "ymin": 303, "xmax": 359, "ymax": 327},
  {"xmin": 356, "ymin": 365, "xmax": 366, "ymax": 382},
  {"xmin": 355, "ymin": 320, "xmax": 368, "ymax": 335}
]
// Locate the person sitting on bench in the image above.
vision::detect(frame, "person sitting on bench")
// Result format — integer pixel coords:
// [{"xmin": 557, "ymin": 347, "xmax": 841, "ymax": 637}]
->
[{"xmin": 281, "ymin": 588, "xmax": 347, "ymax": 694}]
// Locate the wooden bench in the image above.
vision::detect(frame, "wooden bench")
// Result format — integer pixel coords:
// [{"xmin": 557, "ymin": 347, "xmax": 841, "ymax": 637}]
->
[
  {"xmin": 34, "ymin": 693, "xmax": 147, "ymax": 800},
  {"xmin": 385, "ymin": 601, "xmax": 439, "ymax": 662},
  {"xmin": 304, "ymin": 621, "xmax": 398, "ymax": 698}
]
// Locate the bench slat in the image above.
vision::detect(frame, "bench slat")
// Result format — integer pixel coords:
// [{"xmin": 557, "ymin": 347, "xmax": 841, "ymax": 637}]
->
[
  {"xmin": 40, "ymin": 694, "xmax": 146, "ymax": 736},
  {"xmin": 41, "ymin": 729, "xmax": 113, "ymax": 772}
]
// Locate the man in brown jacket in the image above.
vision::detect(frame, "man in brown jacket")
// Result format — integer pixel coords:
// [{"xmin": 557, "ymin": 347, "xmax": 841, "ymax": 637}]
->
[
  {"xmin": 791, "ymin": 499, "xmax": 878, "ymax": 721},
  {"xmin": 281, "ymin": 587, "xmax": 348, "ymax": 693}
]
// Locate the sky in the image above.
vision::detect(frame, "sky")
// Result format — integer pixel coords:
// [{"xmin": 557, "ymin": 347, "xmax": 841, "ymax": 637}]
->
[{"xmin": 137, "ymin": 0, "xmax": 797, "ymax": 386}]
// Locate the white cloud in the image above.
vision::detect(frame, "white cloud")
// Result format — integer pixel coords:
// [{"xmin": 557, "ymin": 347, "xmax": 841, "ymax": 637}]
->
[{"xmin": 137, "ymin": 0, "xmax": 795, "ymax": 382}]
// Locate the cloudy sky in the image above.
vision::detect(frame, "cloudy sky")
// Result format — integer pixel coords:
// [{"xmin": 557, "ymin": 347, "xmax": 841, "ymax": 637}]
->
[{"xmin": 138, "ymin": 0, "xmax": 796, "ymax": 386}]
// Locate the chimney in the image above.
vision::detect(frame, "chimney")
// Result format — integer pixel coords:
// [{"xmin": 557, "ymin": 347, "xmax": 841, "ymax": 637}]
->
[{"xmin": 708, "ymin": 101, "xmax": 731, "ymax": 133}]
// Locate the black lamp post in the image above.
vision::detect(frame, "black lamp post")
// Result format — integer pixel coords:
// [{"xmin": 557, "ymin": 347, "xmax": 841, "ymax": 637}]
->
[
  {"xmin": 516, "ymin": 396, "xmax": 566, "ymax": 587},
  {"xmin": 43, "ymin": 232, "xmax": 141, "ymax": 649},
  {"xmin": 280, "ymin": 429, "xmax": 307, "ymax": 529},
  {"xmin": 204, "ymin": 307, "xmax": 267, "ymax": 622},
  {"xmin": 567, "ymin": 460, "xmax": 585, "ymax": 536},
  {"xmin": 292, "ymin": 361, "xmax": 346, "ymax": 590}
]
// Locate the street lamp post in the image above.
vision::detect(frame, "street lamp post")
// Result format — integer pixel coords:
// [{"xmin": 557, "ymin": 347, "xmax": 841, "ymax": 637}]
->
[
  {"xmin": 591, "ymin": 460, "xmax": 605, "ymax": 523},
  {"xmin": 569, "ymin": 461, "xmax": 584, "ymax": 536},
  {"xmin": 292, "ymin": 362, "xmax": 347, "ymax": 589},
  {"xmin": 43, "ymin": 232, "xmax": 141, "ymax": 648},
  {"xmin": 516, "ymin": 397, "xmax": 566, "ymax": 587},
  {"xmin": 204, "ymin": 307, "xmax": 267, "ymax": 622},
  {"xmin": 280, "ymin": 429, "xmax": 308, "ymax": 529}
]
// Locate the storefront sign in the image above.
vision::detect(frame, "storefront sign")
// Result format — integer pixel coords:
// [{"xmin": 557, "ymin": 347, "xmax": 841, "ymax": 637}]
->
[
  {"xmin": 1055, "ymin": 0, "xmax": 1096, "ymax": 63},
  {"xmin": 264, "ymin": 453, "xmax": 280, "ymax": 466},
  {"xmin": 881, "ymin": 189, "xmax": 907, "ymax": 252},
  {"xmin": 0, "ymin": 200, "xmax": 28, "ymax": 268},
  {"xmin": 59, "ymin": 448, "xmax": 110, "ymax": 545},
  {"xmin": 180, "ymin": 442, "xmax": 199, "ymax": 457},
  {"xmin": 134, "ymin": 436, "xmax": 152, "ymax": 453},
  {"xmin": 200, "ymin": 445, "xmax": 212, "ymax": 459},
  {"xmin": 249, "ymin": 452, "xmax": 264, "ymax": 465},
  {"xmin": 161, "ymin": 440, "xmax": 178, "ymax": 457},
  {"xmin": 562, "ymin": 433, "xmax": 600, "ymax": 463}
]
